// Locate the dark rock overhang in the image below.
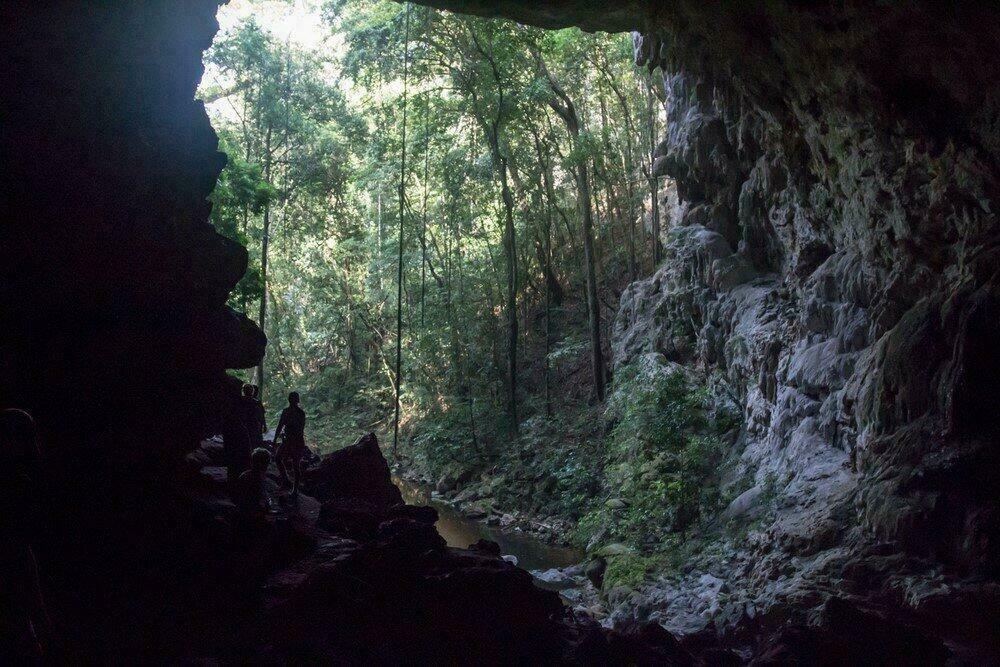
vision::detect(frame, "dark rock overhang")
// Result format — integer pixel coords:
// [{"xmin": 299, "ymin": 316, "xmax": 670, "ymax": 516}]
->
[{"xmin": 401, "ymin": 0, "xmax": 644, "ymax": 33}]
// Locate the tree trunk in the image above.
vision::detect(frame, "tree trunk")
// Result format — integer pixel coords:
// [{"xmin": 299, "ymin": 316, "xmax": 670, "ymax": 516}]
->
[
  {"xmin": 624, "ymin": 148, "xmax": 638, "ymax": 281},
  {"xmin": 393, "ymin": 3, "xmax": 412, "ymax": 458},
  {"xmin": 529, "ymin": 125, "xmax": 565, "ymax": 306},
  {"xmin": 577, "ymin": 164, "xmax": 606, "ymax": 403},
  {"xmin": 256, "ymin": 123, "xmax": 273, "ymax": 390},
  {"xmin": 420, "ymin": 99, "xmax": 430, "ymax": 328},
  {"xmin": 544, "ymin": 179, "xmax": 553, "ymax": 417},
  {"xmin": 534, "ymin": 49, "xmax": 606, "ymax": 402},
  {"xmin": 646, "ymin": 74, "xmax": 662, "ymax": 268},
  {"xmin": 492, "ymin": 137, "xmax": 519, "ymax": 435}
]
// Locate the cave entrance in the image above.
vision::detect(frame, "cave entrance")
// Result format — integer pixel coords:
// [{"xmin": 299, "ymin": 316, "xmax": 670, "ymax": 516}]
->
[
  {"xmin": 199, "ymin": 0, "xmax": 674, "ymax": 577},
  {"xmin": 198, "ymin": 0, "xmax": 669, "ymax": 445}
]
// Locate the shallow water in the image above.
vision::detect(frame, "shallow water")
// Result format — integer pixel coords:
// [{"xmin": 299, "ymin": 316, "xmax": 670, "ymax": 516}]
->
[{"xmin": 393, "ymin": 476, "xmax": 583, "ymax": 572}]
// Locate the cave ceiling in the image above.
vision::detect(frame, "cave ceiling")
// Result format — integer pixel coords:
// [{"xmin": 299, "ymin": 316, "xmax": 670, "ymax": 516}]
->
[{"xmin": 402, "ymin": 0, "xmax": 644, "ymax": 33}]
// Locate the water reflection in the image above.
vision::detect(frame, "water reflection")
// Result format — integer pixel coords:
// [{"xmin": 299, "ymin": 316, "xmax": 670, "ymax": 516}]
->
[{"xmin": 394, "ymin": 476, "xmax": 582, "ymax": 572}]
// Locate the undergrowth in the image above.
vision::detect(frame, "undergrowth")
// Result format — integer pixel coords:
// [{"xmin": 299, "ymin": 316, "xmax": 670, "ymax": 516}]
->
[
  {"xmin": 575, "ymin": 359, "xmax": 739, "ymax": 547},
  {"xmin": 352, "ymin": 345, "xmax": 748, "ymax": 594}
]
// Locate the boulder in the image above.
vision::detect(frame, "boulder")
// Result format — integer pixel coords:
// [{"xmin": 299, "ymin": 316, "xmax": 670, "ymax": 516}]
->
[
  {"xmin": 533, "ymin": 567, "xmax": 574, "ymax": 586},
  {"xmin": 468, "ymin": 539, "xmax": 502, "ymax": 556},
  {"xmin": 724, "ymin": 485, "xmax": 765, "ymax": 520},
  {"xmin": 606, "ymin": 621, "xmax": 696, "ymax": 666},
  {"xmin": 318, "ymin": 499, "xmax": 384, "ymax": 540},
  {"xmin": 435, "ymin": 465, "xmax": 474, "ymax": 495},
  {"xmin": 318, "ymin": 490, "xmax": 437, "ymax": 540},
  {"xmin": 388, "ymin": 503, "xmax": 438, "ymax": 526},
  {"xmin": 302, "ymin": 432, "xmax": 403, "ymax": 508},
  {"xmin": 750, "ymin": 598, "xmax": 950, "ymax": 665},
  {"xmin": 585, "ymin": 557, "xmax": 607, "ymax": 589}
]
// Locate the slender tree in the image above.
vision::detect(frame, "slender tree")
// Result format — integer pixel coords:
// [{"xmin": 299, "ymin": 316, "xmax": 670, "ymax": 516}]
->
[
  {"xmin": 393, "ymin": 3, "xmax": 412, "ymax": 458},
  {"xmin": 533, "ymin": 46, "xmax": 606, "ymax": 402},
  {"xmin": 645, "ymin": 72, "xmax": 662, "ymax": 268},
  {"xmin": 257, "ymin": 122, "xmax": 273, "ymax": 388}
]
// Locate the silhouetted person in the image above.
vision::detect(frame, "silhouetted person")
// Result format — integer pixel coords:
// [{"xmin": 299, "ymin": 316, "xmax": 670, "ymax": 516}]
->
[
  {"xmin": 234, "ymin": 447, "xmax": 272, "ymax": 519},
  {"xmin": 222, "ymin": 393, "xmax": 251, "ymax": 486},
  {"xmin": 0, "ymin": 409, "xmax": 52, "ymax": 662},
  {"xmin": 251, "ymin": 384, "xmax": 267, "ymax": 436},
  {"xmin": 240, "ymin": 384, "xmax": 265, "ymax": 451},
  {"xmin": 274, "ymin": 392, "xmax": 306, "ymax": 497}
]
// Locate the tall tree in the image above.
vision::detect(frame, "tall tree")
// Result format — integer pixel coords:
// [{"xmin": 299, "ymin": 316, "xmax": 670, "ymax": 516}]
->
[
  {"xmin": 645, "ymin": 72, "xmax": 662, "ymax": 268},
  {"xmin": 460, "ymin": 22, "xmax": 521, "ymax": 435},
  {"xmin": 393, "ymin": 2, "xmax": 412, "ymax": 458},
  {"xmin": 533, "ymin": 45, "xmax": 606, "ymax": 402}
]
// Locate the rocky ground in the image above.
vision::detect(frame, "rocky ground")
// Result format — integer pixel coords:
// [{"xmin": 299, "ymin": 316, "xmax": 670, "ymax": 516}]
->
[
  {"xmin": 169, "ymin": 432, "xmax": 965, "ymax": 664},
  {"xmin": 177, "ymin": 433, "xmax": 727, "ymax": 663},
  {"xmin": 383, "ymin": 441, "xmax": 997, "ymax": 665}
]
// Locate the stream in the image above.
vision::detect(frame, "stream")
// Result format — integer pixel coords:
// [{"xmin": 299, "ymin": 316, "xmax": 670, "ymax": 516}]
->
[{"xmin": 393, "ymin": 476, "xmax": 583, "ymax": 572}]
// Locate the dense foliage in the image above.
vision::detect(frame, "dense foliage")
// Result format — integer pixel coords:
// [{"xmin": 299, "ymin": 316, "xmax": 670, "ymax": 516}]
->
[
  {"xmin": 201, "ymin": 0, "xmax": 661, "ymax": 452},
  {"xmin": 576, "ymin": 358, "xmax": 738, "ymax": 548},
  {"xmin": 200, "ymin": 0, "xmax": 744, "ymax": 591}
]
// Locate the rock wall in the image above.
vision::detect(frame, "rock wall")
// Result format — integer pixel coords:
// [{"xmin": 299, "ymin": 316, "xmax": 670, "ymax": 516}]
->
[
  {"xmin": 1, "ymin": 2, "xmax": 265, "ymax": 653},
  {"xmin": 0, "ymin": 0, "xmax": 264, "ymax": 468}
]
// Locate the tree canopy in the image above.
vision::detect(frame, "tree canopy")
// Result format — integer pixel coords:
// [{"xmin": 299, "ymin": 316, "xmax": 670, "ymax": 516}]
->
[{"xmin": 201, "ymin": 0, "xmax": 661, "ymax": 455}]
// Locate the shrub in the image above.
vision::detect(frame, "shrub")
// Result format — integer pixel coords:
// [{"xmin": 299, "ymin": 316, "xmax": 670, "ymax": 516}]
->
[
  {"xmin": 603, "ymin": 553, "xmax": 669, "ymax": 591},
  {"xmin": 593, "ymin": 359, "xmax": 733, "ymax": 549}
]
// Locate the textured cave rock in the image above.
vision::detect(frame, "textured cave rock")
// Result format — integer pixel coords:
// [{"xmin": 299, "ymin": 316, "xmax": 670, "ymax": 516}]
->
[
  {"xmin": 413, "ymin": 0, "xmax": 642, "ymax": 32},
  {"xmin": 1, "ymin": 0, "xmax": 264, "ymax": 655},
  {"xmin": 623, "ymin": 0, "xmax": 1000, "ymax": 652}
]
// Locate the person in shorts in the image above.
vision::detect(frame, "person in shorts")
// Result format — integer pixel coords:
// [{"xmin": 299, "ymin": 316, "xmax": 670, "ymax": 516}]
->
[{"xmin": 274, "ymin": 392, "xmax": 306, "ymax": 497}]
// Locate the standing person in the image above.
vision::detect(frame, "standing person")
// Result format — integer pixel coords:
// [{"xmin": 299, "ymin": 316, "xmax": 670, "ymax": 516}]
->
[
  {"xmin": 240, "ymin": 385, "xmax": 265, "ymax": 452},
  {"xmin": 222, "ymin": 392, "xmax": 251, "ymax": 487},
  {"xmin": 251, "ymin": 385, "xmax": 267, "ymax": 438},
  {"xmin": 0, "ymin": 408, "xmax": 52, "ymax": 663},
  {"xmin": 274, "ymin": 392, "xmax": 306, "ymax": 497}
]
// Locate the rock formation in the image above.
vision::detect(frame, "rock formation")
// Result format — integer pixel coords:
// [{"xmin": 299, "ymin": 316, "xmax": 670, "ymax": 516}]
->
[
  {"xmin": 1, "ymin": 1, "xmax": 264, "ymax": 657},
  {"xmin": 1, "ymin": 1, "xmax": 264, "ymax": 461},
  {"xmin": 304, "ymin": 432, "xmax": 405, "ymax": 507}
]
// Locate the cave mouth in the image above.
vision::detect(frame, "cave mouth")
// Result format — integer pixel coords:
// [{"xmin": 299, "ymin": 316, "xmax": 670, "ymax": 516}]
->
[
  {"xmin": 6, "ymin": 0, "xmax": 1000, "ymax": 662},
  {"xmin": 197, "ymin": 0, "xmax": 682, "ymax": 578},
  {"xmin": 193, "ymin": 0, "xmax": 698, "ymax": 651},
  {"xmin": 190, "ymin": 0, "xmax": 1000, "ymax": 661}
]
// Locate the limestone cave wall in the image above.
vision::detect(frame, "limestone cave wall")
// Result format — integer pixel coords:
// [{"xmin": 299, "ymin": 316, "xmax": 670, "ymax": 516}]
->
[
  {"xmin": 1, "ymin": 3, "xmax": 265, "ymax": 652},
  {"xmin": 625, "ymin": 0, "xmax": 1000, "ymax": 582}
]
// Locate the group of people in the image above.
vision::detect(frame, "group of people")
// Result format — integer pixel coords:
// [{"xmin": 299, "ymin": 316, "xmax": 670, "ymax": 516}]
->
[{"xmin": 224, "ymin": 386, "xmax": 308, "ymax": 515}]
